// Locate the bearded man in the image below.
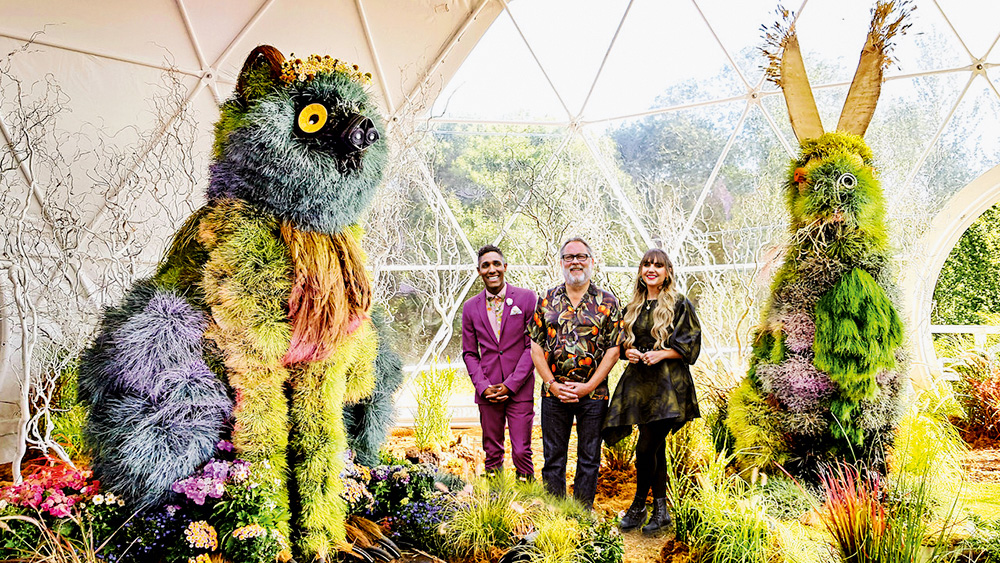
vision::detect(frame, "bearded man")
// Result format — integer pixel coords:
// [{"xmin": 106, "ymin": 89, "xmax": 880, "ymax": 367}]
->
[{"xmin": 529, "ymin": 237, "xmax": 621, "ymax": 508}]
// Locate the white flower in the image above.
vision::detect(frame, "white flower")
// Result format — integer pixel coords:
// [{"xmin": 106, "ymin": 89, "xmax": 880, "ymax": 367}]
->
[
  {"xmin": 505, "ymin": 298, "xmax": 513, "ymax": 306},
  {"xmin": 510, "ymin": 305, "xmax": 523, "ymax": 315},
  {"xmin": 92, "ymin": 495, "xmax": 104, "ymax": 505}
]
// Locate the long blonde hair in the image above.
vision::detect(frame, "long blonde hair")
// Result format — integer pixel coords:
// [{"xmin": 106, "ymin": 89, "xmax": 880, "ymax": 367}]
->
[{"xmin": 621, "ymin": 249, "xmax": 679, "ymax": 350}]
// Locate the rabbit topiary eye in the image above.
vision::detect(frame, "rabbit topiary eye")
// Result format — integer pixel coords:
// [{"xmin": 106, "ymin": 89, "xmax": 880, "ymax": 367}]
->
[{"xmin": 837, "ymin": 173, "xmax": 857, "ymax": 189}]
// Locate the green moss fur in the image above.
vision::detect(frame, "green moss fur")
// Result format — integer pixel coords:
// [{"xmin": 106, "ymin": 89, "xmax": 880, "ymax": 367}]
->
[
  {"xmin": 726, "ymin": 379, "xmax": 788, "ymax": 471},
  {"xmin": 813, "ymin": 268, "xmax": 903, "ymax": 401}
]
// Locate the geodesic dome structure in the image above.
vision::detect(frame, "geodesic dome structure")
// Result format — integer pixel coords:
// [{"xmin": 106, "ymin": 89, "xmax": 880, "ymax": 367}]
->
[{"xmin": 2, "ymin": 0, "xmax": 999, "ymax": 467}]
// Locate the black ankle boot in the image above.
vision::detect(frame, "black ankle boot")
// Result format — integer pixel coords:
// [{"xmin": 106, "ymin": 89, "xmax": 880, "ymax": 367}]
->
[
  {"xmin": 641, "ymin": 497, "xmax": 671, "ymax": 535},
  {"xmin": 619, "ymin": 502, "xmax": 647, "ymax": 531}
]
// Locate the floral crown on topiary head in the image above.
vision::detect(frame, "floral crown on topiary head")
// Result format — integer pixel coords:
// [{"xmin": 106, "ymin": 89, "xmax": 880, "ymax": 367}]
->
[{"xmin": 280, "ymin": 54, "xmax": 373, "ymax": 85}]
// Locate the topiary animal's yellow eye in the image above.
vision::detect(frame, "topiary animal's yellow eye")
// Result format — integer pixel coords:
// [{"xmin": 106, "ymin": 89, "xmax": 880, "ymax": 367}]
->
[{"xmin": 297, "ymin": 103, "xmax": 328, "ymax": 134}]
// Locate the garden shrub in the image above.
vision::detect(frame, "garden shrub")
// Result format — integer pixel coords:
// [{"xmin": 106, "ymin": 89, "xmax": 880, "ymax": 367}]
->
[
  {"xmin": 932, "ymin": 203, "xmax": 1000, "ymax": 327},
  {"xmin": 958, "ymin": 515, "xmax": 1000, "ymax": 563},
  {"xmin": 947, "ymin": 344, "xmax": 1000, "ymax": 447},
  {"xmin": 757, "ymin": 474, "xmax": 818, "ymax": 521},
  {"xmin": 891, "ymin": 381, "xmax": 968, "ymax": 517},
  {"xmin": 688, "ymin": 452, "xmax": 776, "ymax": 563}
]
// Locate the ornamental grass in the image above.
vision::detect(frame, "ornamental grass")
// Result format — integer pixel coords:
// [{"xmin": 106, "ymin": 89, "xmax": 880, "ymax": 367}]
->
[
  {"xmin": 819, "ymin": 462, "xmax": 958, "ymax": 563},
  {"xmin": 413, "ymin": 360, "xmax": 456, "ymax": 452}
]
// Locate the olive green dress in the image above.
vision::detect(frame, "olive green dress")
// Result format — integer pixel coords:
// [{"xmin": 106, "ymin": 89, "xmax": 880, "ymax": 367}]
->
[{"xmin": 602, "ymin": 296, "xmax": 701, "ymax": 446}]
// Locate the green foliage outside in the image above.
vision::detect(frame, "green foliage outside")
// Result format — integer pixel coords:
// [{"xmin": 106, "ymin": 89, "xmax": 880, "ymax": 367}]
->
[{"xmin": 933, "ymin": 203, "xmax": 1000, "ymax": 326}]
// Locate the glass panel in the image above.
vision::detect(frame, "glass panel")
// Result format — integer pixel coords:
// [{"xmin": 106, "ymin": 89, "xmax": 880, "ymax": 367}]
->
[
  {"xmin": 695, "ymin": 0, "xmax": 792, "ymax": 83},
  {"xmin": 496, "ymin": 133, "xmax": 646, "ymax": 269},
  {"xmin": 365, "ymin": 144, "xmax": 474, "ymax": 270},
  {"xmin": 893, "ymin": 5, "xmax": 970, "ymax": 75},
  {"xmin": 913, "ymin": 78, "xmax": 1000, "ymax": 217},
  {"xmin": 683, "ymin": 105, "xmax": 789, "ymax": 269},
  {"xmin": 381, "ymin": 269, "xmax": 474, "ymax": 365},
  {"xmin": 428, "ymin": 123, "xmax": 570, "ymax": 257},
  {"xmin": 431, "ymin": 11, "xmax": 569, "ymax": 121},
  {"xmin": 593, "ymin": 100, "xmax": 746, "ymax": 255},
  {"xmin": 867, "ymin": 73, "xmax": 969, "ymax": 214},
  {"xmin": 584, "ymin": 0, "xmax": 745, "ymax": 121},
  {"xmin": 936, "ymin": 0, "xmax": 1000, "ymax": 59},
  {"xmin": 505, "ymin": 0, "xmax": 631, "ymax": 117}
]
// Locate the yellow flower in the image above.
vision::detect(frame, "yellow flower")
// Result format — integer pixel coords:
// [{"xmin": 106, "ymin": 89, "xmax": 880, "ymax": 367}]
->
[
  {"xmin": 184, "ymin": 521, "xmax": 218, "ymax": 550},
  {"xmin": 232, "ymin": 524, "xmax": 267, "ymax": 540},
  {"xmin": 188, "ymin": 554, "xmax": 212, "ymax": 563},
  {"xmin": 279, "ymin": 55, "xmax": 372, "ymax": 85}
]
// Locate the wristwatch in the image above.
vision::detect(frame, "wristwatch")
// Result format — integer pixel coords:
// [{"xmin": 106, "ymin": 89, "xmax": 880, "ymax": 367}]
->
[{"xmin": 542, "ymin": 379, "xmax": 553, "ymax": 395}]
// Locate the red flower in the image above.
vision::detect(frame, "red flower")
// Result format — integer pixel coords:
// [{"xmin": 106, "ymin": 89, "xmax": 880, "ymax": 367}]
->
[{"xmin": 793, "ymin": 167, "xmax": 808, "ymax": 183}]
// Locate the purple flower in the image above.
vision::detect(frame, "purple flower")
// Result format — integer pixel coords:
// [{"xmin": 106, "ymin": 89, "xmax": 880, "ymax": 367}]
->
[
  {"xmin": 171, "ymin": 459, "xmax": 234, "ymax": 505},
  {"xmin": 216, "ymin": 440, "xmax": 234, "ymax": 452},
  {"xmin": 201, "ymin": 460, "xmax": 230, "ymax": 481},
  {"xmin": 392, "ymin": 470, "xmax": 410, "ymax": 485},
  {"xmin": 230, "ymin": 460, "xmax": 251, "ymax": 482}
]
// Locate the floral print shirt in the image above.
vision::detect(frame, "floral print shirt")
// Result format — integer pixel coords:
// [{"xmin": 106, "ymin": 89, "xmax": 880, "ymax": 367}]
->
[{"xmin": 529, "ymin": 283, "xmax": 621, "ymax": 399}]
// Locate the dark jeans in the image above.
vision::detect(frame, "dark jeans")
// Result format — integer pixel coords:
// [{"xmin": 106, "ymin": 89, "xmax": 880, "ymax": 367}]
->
[{"xmin": 541, "ymin": 395, "xmax": 608, "ymax": 508}]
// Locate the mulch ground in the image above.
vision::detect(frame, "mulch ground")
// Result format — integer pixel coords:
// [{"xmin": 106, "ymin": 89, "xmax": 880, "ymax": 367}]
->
[{"xmin": 965, "ymin": 449, "xmax": 1000, "ymax": 482}]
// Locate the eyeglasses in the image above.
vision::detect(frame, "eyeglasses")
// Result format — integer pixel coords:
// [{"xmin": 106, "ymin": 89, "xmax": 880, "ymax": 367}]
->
[{"xmin": 561, "ymin": 253, "xmax": 591, "ymax": 263}]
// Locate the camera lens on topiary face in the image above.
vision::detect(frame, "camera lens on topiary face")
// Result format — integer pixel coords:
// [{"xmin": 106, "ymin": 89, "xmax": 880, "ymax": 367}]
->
[{"xmin": 335, "ymin": 114, "xmax": 378, "ymax": 154}]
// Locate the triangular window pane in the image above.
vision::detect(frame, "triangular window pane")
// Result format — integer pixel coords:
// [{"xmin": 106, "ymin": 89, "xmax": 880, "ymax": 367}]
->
[
  {"xmin": 505, "ymin": 0, "xmax": 631, "ymax": 118},
  {"xmin": 431, "ymin": 11, "xmax": 569, "ymax": 122},
  {"xmin": 936, "ymin": 0, "xmax": 1000, "ymax": 59},
  {"xmin": 585, "ymin": 0, "xmax": 745, "ymax": 122},
  {"xmin": 914, "ymin": 78, "xmax": 1000, "ymax": 215}
]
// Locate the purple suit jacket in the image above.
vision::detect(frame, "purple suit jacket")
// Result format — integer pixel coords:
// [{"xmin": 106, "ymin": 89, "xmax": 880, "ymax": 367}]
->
[{"xmin": 461, "ymin": 284, "xmax": 538, "ymax": 404}]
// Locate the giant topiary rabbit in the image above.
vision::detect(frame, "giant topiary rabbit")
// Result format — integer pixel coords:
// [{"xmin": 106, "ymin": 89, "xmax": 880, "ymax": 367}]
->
[
  {"xmin": 726, "ymin": 2, "xmax": 913, "ymax": 478},
  {"xmin": 78, "ymin": 46, "xmax": 403, "ymax": 560}
]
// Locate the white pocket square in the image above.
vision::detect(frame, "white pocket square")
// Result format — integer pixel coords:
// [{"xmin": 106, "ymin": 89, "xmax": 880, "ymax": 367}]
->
[{"xmin": 510, "ymin": 305, "xmax": 523, "ymax": 315}]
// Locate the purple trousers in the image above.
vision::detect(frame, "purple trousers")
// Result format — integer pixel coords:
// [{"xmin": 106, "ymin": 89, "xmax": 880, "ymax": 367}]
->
[{"xmin": 479, "ymin": 399, "xmax": 535, "ymax": 476}]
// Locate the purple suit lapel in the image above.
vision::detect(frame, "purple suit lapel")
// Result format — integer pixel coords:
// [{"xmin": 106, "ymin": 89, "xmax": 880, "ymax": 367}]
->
[
  {"xmin": 498, "ymin": 287, "xmax": 519, "ymax": 347},
  {"xmin": 477, "ymin": 291, "xmax": 499, "ymax": 345}
]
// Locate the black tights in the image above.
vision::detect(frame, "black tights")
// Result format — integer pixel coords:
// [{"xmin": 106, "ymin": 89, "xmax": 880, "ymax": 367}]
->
[{"xmin": 632, "ymin": 418, "xmax": 681, "ymax": 505}]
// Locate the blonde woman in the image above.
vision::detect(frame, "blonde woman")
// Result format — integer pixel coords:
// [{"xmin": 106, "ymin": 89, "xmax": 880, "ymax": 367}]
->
[{"xmin": 603, "ymin": 248, "xmax": 701, "ymax": 535}]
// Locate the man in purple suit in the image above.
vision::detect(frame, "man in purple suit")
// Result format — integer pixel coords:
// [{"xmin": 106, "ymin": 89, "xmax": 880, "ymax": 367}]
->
[{"xmin": 461, "ymin": 245, "xmax": 538, "ymax": 480}]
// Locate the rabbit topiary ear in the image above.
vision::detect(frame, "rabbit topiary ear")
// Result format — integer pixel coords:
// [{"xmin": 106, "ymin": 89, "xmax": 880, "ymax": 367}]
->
[
  {"xmin": 236, "ymin": 45, "xmax": 285, "ymax": 105},
  {"xmin": 837, "ymin": 1, "xmax": 913, "ymax": 137},
  {"xmin": 763, "ymin": 9, "xmax": 824, "ymax": 142}
]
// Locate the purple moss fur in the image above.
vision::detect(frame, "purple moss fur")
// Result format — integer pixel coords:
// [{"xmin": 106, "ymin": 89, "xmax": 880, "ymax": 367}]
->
[
  {"xmin": 759, "ymin": 355, "xmax": 835, "ymax": 414},
  {"xmin": 780, "ymin": 312, "xmax": 816, "ymax": 353},
  {"xmin": 79, "ymin": 282, "xmax": 231, "ymax": 507}
]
